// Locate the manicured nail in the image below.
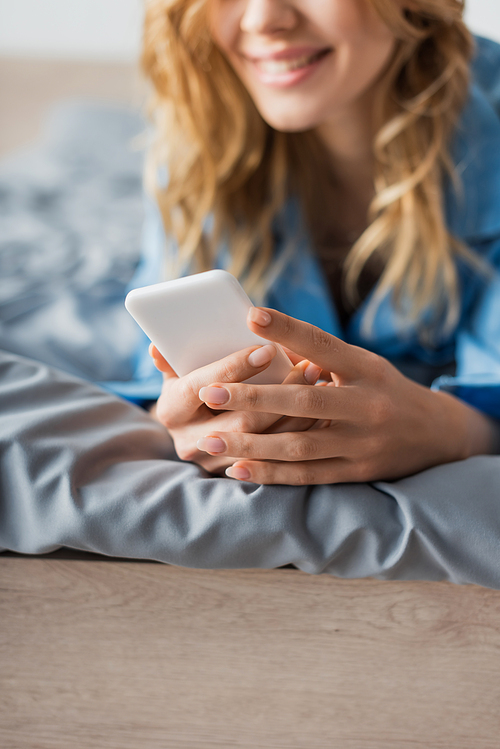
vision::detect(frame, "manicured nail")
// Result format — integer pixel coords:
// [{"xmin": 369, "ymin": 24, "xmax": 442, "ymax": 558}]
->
[
  {"xmin": 248, "ymin": 307, "xmax": 272, "ymax": 326},
  {"xmin": 226, "ymin": 465, "xmax": 251, "ymax": 481},
  {"xmin": 304, "ymin": 362, "xmax": 322, "ymax": 384},
  {"xmin": 199, "ymin": 386, "xmax": 230, "ymax": 405},
  {"xmin": 197, "ymin": 436, "xmax": 227, "ymax": 454},
  {"xmin": 248, "ymin": 344, "xmax": 276, "ymax": 368}
]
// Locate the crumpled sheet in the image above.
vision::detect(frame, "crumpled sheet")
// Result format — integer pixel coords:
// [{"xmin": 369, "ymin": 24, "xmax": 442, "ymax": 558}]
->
[
  {"xmin": 0, "ymin": 100, "xmax": 143, "ymax": 383},
  {"xmin": 1, "ymin": 346, "xmax": 500, "ymax": 589},
  {"xmin": 1, "ymin": 101, "xmax": 500, "ymax": 588}
]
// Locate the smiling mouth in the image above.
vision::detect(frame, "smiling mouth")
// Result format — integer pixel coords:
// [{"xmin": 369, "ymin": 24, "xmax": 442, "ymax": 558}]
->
[{"xmin": 253, "ymin": 48, "xmax": 332, "ymax": 75}]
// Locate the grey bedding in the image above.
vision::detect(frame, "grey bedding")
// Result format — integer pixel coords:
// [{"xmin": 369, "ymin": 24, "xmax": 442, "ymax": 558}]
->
[{"xmin": 1, "ymin": 101, "xmax": 499, "ymax": 588}]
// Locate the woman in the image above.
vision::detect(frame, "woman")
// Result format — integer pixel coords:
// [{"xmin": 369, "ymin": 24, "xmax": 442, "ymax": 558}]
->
[
  {"xmin": 2, "ymin": 0, "xmax": 500, "ymax": 586},
  {"xmin": 135, "ymin": 0, "xmax": 500, "ymax": 485}
]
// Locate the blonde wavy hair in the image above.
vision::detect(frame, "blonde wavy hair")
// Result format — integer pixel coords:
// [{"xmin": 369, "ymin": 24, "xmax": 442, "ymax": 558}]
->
[{"xmin": 141, "ymin": 0, "xmax": 476, "ymax": 336}]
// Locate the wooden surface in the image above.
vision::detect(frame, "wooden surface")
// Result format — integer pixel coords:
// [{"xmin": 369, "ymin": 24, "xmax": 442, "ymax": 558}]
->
[{"xmin": 1, "ymin": 554, "xmax": 500, "ymax": 748}]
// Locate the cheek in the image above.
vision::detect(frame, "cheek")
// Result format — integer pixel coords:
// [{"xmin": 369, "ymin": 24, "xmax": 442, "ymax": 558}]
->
[
  {"xmin": 356, "ymin": 2, "xmax": 396, "ymax": 52},
  {"xmin": 331, "ymin": 3, "xmax": 396, "ymax": 86},
  {"xmin": 317, "ymin": 0, "xmax": 394, "ymax": 52},
  {"xmin": 353, "ymin": 25, "xmax": 396, "ymax": 85},
  {"xmin": 207, "ymin": 0, "xmax": 241, "ymax": 58}
]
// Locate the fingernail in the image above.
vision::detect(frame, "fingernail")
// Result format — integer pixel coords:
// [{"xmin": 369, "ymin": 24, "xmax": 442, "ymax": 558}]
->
[
  {"xmin": 248, "ymin": 307, "xmax": 272, "ymax": 326},
  {"xmin": 226, "ymin": 465, "xmax": 251, "ymax": 481},
  {"xmin": 248, "ymin": 344, "xmax": 275, "ymax": 368},
  {"xmin": 197, "ymin": 436, "xmax": 227, "ymax": 454},
  {"xmin": 199, "ymin": 386, "xmax": 229, "ymax": 405},
  {"xmin": 304, "ymin": 362, "xmax": 322, "ymax": 384}
]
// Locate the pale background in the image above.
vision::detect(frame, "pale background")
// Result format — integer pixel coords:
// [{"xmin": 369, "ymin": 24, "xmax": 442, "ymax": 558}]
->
[{"xmin": 0, "ymin": 0, "xmax": 499, "ymax": 61}]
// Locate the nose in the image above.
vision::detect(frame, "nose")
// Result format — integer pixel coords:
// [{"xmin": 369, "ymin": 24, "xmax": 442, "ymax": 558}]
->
[{"xmin": 240, "ymin": 0, "xmax": 297, "ymax": 35}]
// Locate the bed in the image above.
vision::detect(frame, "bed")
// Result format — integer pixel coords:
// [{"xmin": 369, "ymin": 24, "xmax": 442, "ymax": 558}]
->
[{"xmin": 1, "ymin": 59, "xmax": 499, "ymax": 748}]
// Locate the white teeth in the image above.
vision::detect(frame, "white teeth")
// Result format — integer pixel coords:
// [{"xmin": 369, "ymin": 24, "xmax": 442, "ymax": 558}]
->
[{"xmin": 256, "ymin": 51, "xmax": 323, "ymax": 75}]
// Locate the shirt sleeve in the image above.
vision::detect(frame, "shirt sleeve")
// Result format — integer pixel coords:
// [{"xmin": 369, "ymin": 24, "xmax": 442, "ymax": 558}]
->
[{"xmin": 431, "ymin": 235, "xmax": 500, "ymax": 419}]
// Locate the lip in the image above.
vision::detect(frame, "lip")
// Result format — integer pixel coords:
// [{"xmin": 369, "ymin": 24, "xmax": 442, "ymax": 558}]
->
[
  {"xmin": 245, "ymin": 45, "xmax": 331, "ymax": 62},
  {"xmin": 244, "ymin": 47, "xmax": 332, "ymax": 89}
]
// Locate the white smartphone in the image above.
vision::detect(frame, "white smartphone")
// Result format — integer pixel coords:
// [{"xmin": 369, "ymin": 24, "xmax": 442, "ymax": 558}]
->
[{"xmin": 125, "ymin": 269, "xmax": 292, "ymax": 384}]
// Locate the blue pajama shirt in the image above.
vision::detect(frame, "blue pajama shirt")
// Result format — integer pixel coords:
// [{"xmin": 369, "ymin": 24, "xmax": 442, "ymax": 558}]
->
[{"xmin": 107, "ymin": 36, "xmax": 500, "ymax": 423}]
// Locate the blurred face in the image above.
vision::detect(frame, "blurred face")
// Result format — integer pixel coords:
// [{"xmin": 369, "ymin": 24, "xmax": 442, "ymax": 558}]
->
[{"xmin": 208, "ymin": 0, "xmax": 397, "ymax": 132}]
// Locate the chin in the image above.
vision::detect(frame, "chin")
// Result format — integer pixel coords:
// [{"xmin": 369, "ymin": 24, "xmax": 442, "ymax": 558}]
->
[{"xmin": 258, "ymin": 107, "xmax": 321, "ymax": 133}]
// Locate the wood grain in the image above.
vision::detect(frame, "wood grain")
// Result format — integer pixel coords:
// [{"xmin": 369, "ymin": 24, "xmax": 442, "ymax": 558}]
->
[{"xmin": 1, "ymin": 557, "xmax": 500, "ymax": 748}]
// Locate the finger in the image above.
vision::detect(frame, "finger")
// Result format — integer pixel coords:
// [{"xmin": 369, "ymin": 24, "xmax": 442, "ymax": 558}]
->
[
  {"xmin": 198, "ymin": 381, "xmax": 353, "ymax": 420},
  {"xmin": 174, "ymin": 402, "xmax": 319, "ymax": 462},
  {"xmin": 281, "ymin": 348, "xmax": 331, "ymax": 380},
  {"xmin": 168, "ymin": 406, "xmax": 269, "ymax": 466},
  {"xmin": 191, "ymin": 454, "xmax": 239, "ymax": 477},
  {"xmin": 225, "ymin": 457, "xmax": 355, "ymax": 485},
  {"xmin": 237, "ymin": 358, "xmax": 322, "ymax": 435},
  {"xmin": 188, "ymin": 359, "xmax": 321, "ymax": 444},
  {"xmin": 247, "ymin": 307, "xmax": 370, "ymax": 381},
  {"xmin": 263, "ymin": 382, "xmax": 330, "ymax": 432},
  {"xmin": 172, "ymin": 441, "xmax": 246, "ymax": 477},
  {"xmin": 150, "ymin": 344, "xmax": 176, "ymax": 377},
  {"xmin": 263, "ymin": 415, "xmax": 317, "ymax": 434},
  {"xmin": 196, "ymin": 425, "xmax": 343, "ymax": 461},
  {"xmin": 156, "ymin": 343, "xmax": 278, "ymax": 428},
  {"xmin": 281, "ymin": 347, "xmax": 303, "ymax": 366}
]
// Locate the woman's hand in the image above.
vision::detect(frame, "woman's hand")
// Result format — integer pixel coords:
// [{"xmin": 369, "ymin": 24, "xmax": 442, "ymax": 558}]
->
[
  {"xmin": 196, "ymin": 308, "xmax": 498, "ymax": 485},
  {"xmin": 150, "ymin": 341, "xmax": 319, "ymax": 475}
]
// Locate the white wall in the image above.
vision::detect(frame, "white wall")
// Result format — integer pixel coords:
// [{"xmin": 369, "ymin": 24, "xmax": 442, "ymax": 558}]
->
[
  {"xmin": 0, "ymin": 0, "xmax": 499, "ymax": 62},
  {"xmin": 465, "ymin": 0, "xmax": 500, "ymax": 43},
  {"xmin": 0, "ymin": 0, "xmax": 143, "ymax": 61}
]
